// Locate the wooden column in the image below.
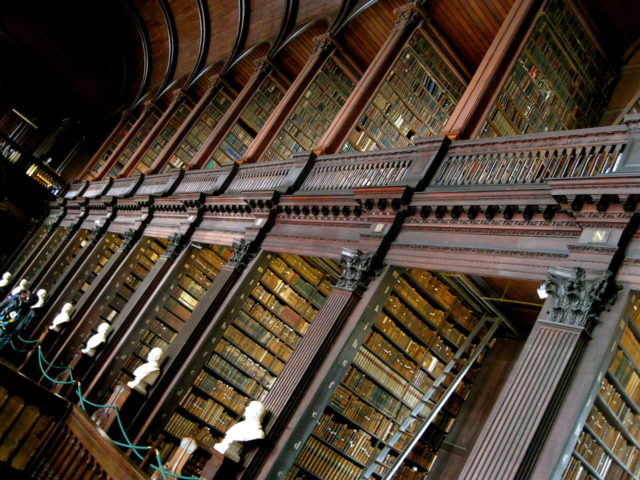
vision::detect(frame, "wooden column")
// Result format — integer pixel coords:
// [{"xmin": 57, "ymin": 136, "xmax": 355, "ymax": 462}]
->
[
  {"xmin": 147, "ymin": 81, "xmax": 224, "ymax": 173},
  {"xmin": 190, "ymin": 61, "xmax": 276, "ymax": 170},
  {"xmin": 457, "ymin": 267, "xmax": 617, "ymax": 480},
  {"xmin": 131, "ymin": 240, "xmax": 259, "ymax": 443},
  {"xmin": 528, "ymin": 286, "xmax": 632, "ymax": 479},
  {"xmin": 94, "ymin": 104, "xmax": 158, "ymax": 180},
  {"xmin": 442, "ymin": 0, "xmax": 543, "ymax": 139},
  {"xmin": 315, "ymin": 4, "xmax": 424, "ymax": 155},
  {"xmin": 77, "ymin": 110, "xmax": 133, "ymax": 182},
  {"xmin": 245, "ymin": 249, "xmax": 381, "ymax": 480},
  {"xmin": 237, "ymin": 34, "xmax": 336, "ymax": 164},
  {"xmin": 120, "ymin": 93, "xmax": 190, "ymax": 177},
  {"xmin": 83, "ymin": 233, "xmax": 191, "ymax": 399}
]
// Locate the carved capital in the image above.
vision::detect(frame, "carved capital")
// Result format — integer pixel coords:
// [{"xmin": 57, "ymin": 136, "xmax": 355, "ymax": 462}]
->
[
  {"xmin": 312, "ymin": 34, "xmax": 337, "ymax": 56},
  {"xmin": 336, "ymin": 249, "xmax": 378, "ymax": 292},
  {"xmin": 542, "ymin": 267, "xmax": 617, "ymax": 330},
  {"xmin": 227, "ymin": 239, "xmax": 255, "ymax": 270},
  {"xmin": 393, "ymin": 3, "xmax": 427, "ymax": 30},
  {"xmin": 87, "ymin": 225, "xmax": 105, "ymax": 246},
  {"xmin": 253, "ymin": 58, "xmax": 274, "ymax": 76},
  {"xmin": 121, "ymin": 228, "xmax": 141, "ymax": 251},
  {"xmin": 163, "ymin": 233, "xmax": 187, "ymax": 260}
]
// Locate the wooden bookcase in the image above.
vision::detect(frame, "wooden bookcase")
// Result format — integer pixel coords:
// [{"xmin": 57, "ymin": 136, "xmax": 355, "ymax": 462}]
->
[
  {"xmin": 563, "ymin": 294, "xmax": 640, "ymax": 480},
  {"xmin": 84, "ymin": 236, "xmax": 169, "ymax": 341},
  {"xmin": 206, "ymin": 76, "xmax": 285, "ymax": 168},
  {"xmin": 133, "ymin": 103, "xmax": 193, "ymax": 174},
  {"xmin": 107, "ymin": 112, "xmax": 160, "ymax": 177},
  {"xmin": 262, "ymin": 59, "xmax": 355, "ymax": 163},
  {"xmin": 479, "ymin": 0, "xmax": 616, "ymax": 138},
  {"xmin": 110, "ymin": 244, "xmax": 232, "ymax": 388},
  {"xmin": 155, "ymin": 252, "xmax": 340, "ymax": 468},
  {"xmin": 276, "ymin": 268, "xmax": 497, "ymax": 480},
  {"xmin": 22, "ymin": 226, "xmax": 69, "ymax": 283},
  {"xmin": 37, "ymin": 228, "xmax": 93, "ymax": 292},
  {"xmin": 89, "ymin": 116, "xmax": 136, "ymax": 178},
  {"xmin": 57, "ymin": 232, "xmax": 123, "ymax": 307},
  {"xmin": 164, "ymin": 92, "xmax": 234, "ymax": 171},
  {"xmin": 343, "ymin": 30, "xmax": 466, "ymax": 153}
]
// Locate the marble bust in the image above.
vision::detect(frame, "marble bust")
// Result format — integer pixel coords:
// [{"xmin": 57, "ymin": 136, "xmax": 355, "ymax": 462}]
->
[
  {"xmin": 31, "ymin": 289, "xmax": 47, "ymax": 309},
  {"xmin": 11, "ymin": 279, "xmax": 29, "ymax": 296},
  {"xmin": 214, "ymin": 400, "xmax": 266, "ymax": 462},
  {"xmin": 81, "ymin": 322, "xmax": 112, "ymax": 357},
  {"xmin": 0, "ymin": 272, "xmax": 12, "ymax": 288},
  {"xmin": 127, "ymin": 347, "xmax": 164, "ymax": 394},
  {"xmin": 50, "ymin": 303, "xmax": 73, "ymax": 331}
]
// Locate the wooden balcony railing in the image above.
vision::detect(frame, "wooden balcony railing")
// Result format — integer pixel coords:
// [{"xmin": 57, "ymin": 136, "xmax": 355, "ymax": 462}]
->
[
  {"xmin": 69, "ymin": 122, "xmax": 640, "ymax": 202},
  {"xmin": 0, "ymin": 361, "xmax": 146, "ymax": 480},
  {"xmin": 226, "ymin": 159, "xmax": 295, "ymax": 194},
  {"xmin": 299, "ymin": 148, "xmax": 415, "ymax": 192},
  {"xmin": 431, "ymin": 125, "xmax": 629, "ymax": 188}
]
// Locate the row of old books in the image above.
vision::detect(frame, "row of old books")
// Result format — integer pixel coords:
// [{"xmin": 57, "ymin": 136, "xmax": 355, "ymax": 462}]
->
[
  {"xmin": 242, "ymin": 296, "xmax": 301, "ymax": 347},
  {"xmin": 295, "ymin": 436, "xmax": 363, "ymax": 480},
  {"xmin": 192, "ymin": 370, "xmax": 247, "ymax": 415},
  {"xmin": 599, "ymin": 377, "xmax": 640, "ymax": 438},
  {"xmin": 313, "ymin": 413, "xmax": 380, "ymax": 464}
]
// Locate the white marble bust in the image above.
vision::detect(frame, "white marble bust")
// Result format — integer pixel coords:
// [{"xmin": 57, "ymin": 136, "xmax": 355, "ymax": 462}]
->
[
  {"xmin": 214, "ymin": 401, "xmax": 266, "ymax": 462},
  {"xmin": 49, "ymin": 303, "xmax": 73, "ymax": 331},
  {"xmin": 0, "ymin": 272, "xmax": 12, "ymax": 288},
  {"xmin": 31, "ymin": 289, "xmax": 47, "ymax": 309},
  {"xmin": 11, "ymin": 279, "xmax": 29, "ymax": 296},
  {"xmin": 81, "ymin": 322, "xmax": 112, "ymax": 357},
  {"xmin": 127, "ymin": 347, "xmax": 164, "ymax": 394}
]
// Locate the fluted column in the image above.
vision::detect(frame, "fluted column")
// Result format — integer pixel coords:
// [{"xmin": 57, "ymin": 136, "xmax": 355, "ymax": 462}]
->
[
  {"xmin": 94, "ymin": 103, "xmax": 158, "ymax": 180},
  {"xmin": 458, "ymin": 267, "xmax": 617, "ymax": 480},
  {"xmin": 83, "ymin": 233, "xmax": 191, "ymax": 398},
  {"xmin": 238, "ymin": 34, "xmax": 336, "ymax": 163},
  {"xmin": 442, "ymin": 0, "xmax": 543, "ymax": 139},
  {"xmin": 147, "ymin": 80, "xmax": 225, "ymax": 173},
  {"xmin": 77, "ymin": 110, "xmax": 133, "ymax": 181},
  {"xmin": 191, "ymin": 60, "xmax": 276, "ymax": 169},
  {"xmin": 315, "ymin": 3, "xmax": 425, "ymax": 154},
  {"xmin": 131, "ymin": 239, "xmax": 261, "ymax": 443},
  {"xmin": 120, "ymin": 92, "xmax": 191, "ymax": 177}
]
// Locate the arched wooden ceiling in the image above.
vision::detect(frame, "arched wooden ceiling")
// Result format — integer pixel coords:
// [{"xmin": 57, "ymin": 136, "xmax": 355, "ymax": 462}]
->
[{"xmin": 2, "ymin": 0, "xmax": 637, "ymax": 126}]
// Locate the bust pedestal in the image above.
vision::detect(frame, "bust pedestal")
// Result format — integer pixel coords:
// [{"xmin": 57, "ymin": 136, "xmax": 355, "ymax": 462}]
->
[{"xmin": 90, "ymin": 383, "xmax": 144, "ymax": 436}]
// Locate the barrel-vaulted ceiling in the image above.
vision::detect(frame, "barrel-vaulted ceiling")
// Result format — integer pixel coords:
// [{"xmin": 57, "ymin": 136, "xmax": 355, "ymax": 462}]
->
[{"xmin": 1, "ymin": 0, "xmax": 638, "ymax": 126}]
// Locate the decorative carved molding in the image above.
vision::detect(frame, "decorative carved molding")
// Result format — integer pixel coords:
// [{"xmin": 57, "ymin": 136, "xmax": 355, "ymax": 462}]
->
[
  {"xmin": 227, "ymin": 239, "xmax": 254, "ymax": 270},
  {"xmin": 542, "ymin": 267, "xmax": 617, "ymax": 329},
  {"xmin": 336, "ymin": 248, "xmax": 378, "ymax": 291},
  {"xmin": 393, "ymin": 3, "xmax": 427, "ymax": 30}
]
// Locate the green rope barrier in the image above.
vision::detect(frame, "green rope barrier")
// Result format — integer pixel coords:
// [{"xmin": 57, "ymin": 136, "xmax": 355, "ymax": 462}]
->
[
  {"xmin": 42, "ymin": 356, "xmax": 203, "ymax": 479},
  {"xmin": 37, "ymin": 348, "xmax": 74, "ymax": 385},
  {"xmin": 37, "ymin": 346, "xmax": 71, "ymax": 370},
  {"xmin": 9, "ymin": 340, "xmax": 32, "ymax": 352},
  {"xmin": 16, "ymin": 334, "xmax": 41, "ymax": 344}
]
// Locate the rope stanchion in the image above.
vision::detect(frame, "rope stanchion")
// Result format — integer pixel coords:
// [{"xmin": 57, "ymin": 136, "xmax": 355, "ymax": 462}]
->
[{"xmin": 39, "ymin": 351, "xmax": 203, "ymax": 479}]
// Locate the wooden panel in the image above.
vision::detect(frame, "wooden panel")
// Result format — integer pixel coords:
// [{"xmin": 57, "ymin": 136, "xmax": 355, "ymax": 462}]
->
[
  {"xmin": 244, "ymin": 0, "xmax": 286, "ymax": 51},
  {"xmin": 295, "ymin": 0, "xmax": 343, "ymax": 28},
  {"xmin": 428, "ymin": 0, "xmax": 515, "ymax": 71},
  {"xmin": 206, "ymin": 0, "xmax": 238, "ymax": 65},
  {"xmin": 172, "ymin": 0, "xmax": 203, "ymax": 82},
  {"xmin": 338, "ymin": 0, "xmax": 405, "ymax": 71},
  {"xmin": 134, "ymin": 0, "xmax": 171, "ymax": 92}
]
